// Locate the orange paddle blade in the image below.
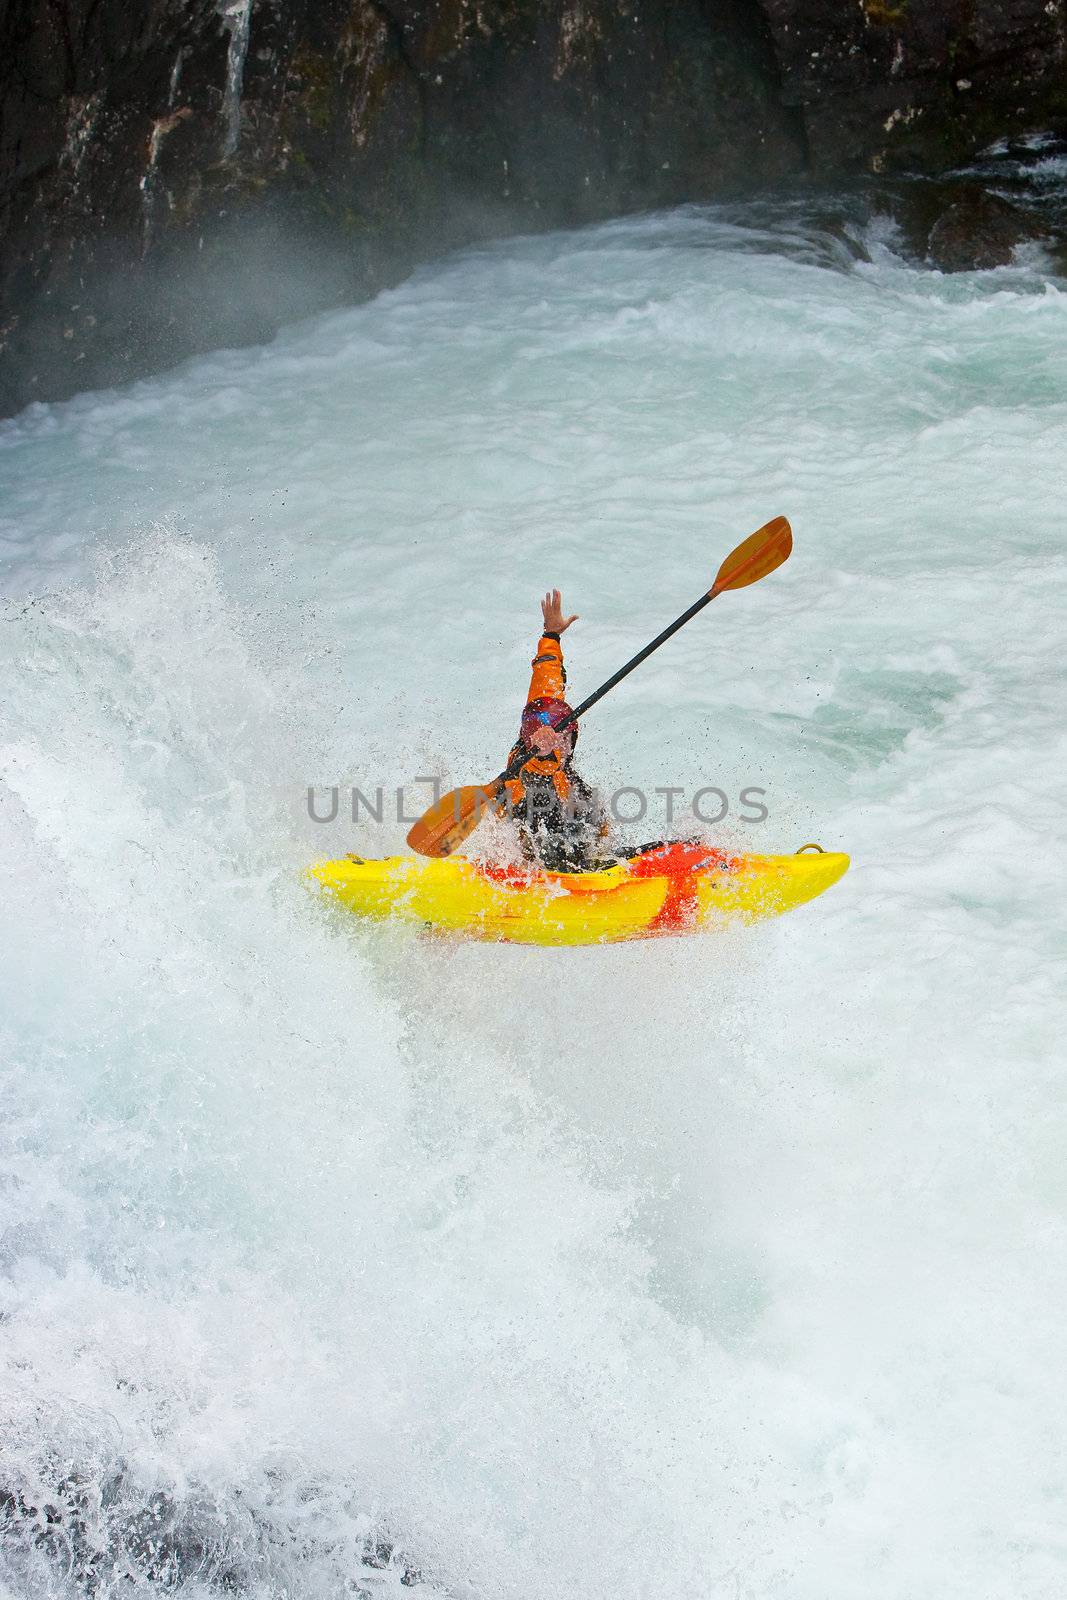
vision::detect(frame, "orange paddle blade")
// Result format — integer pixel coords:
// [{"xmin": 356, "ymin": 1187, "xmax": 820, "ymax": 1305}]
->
[
  {"xmin": 710, "ymin": 516, "xmax": 792, "ymax": 597},
  {"xmin": 406, "ymin": 781, "xmax": 502, "ymax": 858}
]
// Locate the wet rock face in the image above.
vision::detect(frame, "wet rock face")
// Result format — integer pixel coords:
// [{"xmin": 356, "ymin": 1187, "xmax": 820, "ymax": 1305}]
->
[
  {"xmin": 0, "ymin": 0, "xmax": 806, "ymax": 414},
  {"xmin": 925, "ymin": 192, "xmax": 1031, "ymax": 270},
  {"xmin": 921, "ymin": 184, "xmax": 1050, "ymax": 270},
  {"xmin": 762, "ymin": 0, "xmax": 1067, "ymax": 173},
  {"xmin": 879, "ymin": 152, "xmax": 1061, "ymax": 271},
  {"xmin": 1, "ymin": 0, "xmax": 1066, "ymax": 414}
]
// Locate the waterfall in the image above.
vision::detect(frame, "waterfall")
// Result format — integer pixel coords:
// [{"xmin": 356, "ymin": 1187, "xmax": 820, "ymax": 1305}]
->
[{"xmin": 219, "ymin": 0, "xmax": 253, "ymax": 157}]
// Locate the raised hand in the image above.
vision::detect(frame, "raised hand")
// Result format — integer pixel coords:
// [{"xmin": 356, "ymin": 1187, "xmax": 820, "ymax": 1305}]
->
[{"xmin": 541, "ymin": 588, "xmax": 578, "ymax": 634}]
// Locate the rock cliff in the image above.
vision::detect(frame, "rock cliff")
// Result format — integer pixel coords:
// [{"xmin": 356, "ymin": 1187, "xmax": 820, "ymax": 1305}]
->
[{"xmin": 1, "ymin": 0, "xmax": 1065, "ymax": 414}]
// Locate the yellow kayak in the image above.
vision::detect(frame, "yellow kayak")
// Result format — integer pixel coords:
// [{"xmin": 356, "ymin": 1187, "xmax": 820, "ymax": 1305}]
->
[{"xmin": 307, "ymin": 841, "xmax": 848, "ymax": 947}]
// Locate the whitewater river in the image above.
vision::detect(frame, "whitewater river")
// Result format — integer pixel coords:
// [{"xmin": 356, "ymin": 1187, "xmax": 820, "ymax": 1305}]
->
[{"xmin": 1, "ymin": 199, "xmax": 1065, "ymax": 1598}]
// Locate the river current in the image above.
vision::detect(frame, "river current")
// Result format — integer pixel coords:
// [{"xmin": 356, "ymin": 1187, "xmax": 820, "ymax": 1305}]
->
[{"xmin": 1, "ymin": 191, "xmax": 1065, "ymax": 1597}]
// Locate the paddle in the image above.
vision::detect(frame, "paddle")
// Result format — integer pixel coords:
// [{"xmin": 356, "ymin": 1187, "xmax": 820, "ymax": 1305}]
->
[{"xmin": 407, "ymin": 515, "xmax": 792, "ymax": 858}]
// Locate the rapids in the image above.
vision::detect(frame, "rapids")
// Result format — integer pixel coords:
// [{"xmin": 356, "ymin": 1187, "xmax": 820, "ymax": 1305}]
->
[{"xmin": 2, "ymin": 198, "xmax": 1065, "ymax": 1598}]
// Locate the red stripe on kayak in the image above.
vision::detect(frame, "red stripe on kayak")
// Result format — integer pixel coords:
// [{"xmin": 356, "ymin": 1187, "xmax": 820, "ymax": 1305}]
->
[
  {"xmin": 627, "ymin": 841, "xmax": 738, "ymax": 935},
  {"xmin": 476, "ymin": 842, "xmax": 738, "ymax": 934}
]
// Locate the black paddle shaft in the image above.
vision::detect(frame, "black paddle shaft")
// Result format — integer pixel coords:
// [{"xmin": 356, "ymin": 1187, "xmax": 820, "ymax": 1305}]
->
[{"xmin": 498, "ymin": 588, "xmax": 716, "ymax": 786}]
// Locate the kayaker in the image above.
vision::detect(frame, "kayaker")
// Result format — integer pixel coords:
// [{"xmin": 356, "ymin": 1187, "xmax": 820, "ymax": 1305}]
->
[{"xmin": 496, "ymin": 589, "xmax": 612, "ymax": 872}]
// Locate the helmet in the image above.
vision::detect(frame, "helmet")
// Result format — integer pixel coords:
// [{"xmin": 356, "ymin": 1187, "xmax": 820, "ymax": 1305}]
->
[{"xmin": 519, "ymin": 696, "xmax": 577, "ymax": 754}]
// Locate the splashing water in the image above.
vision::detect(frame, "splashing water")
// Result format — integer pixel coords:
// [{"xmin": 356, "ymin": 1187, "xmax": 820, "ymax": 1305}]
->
[{"xmin": 1, "ymin": 204, "xmax": 1066, "ymax": 1598}]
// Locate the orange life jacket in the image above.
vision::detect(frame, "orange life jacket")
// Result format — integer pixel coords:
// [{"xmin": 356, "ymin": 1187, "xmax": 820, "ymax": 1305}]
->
[{"xmin": 502, "ymin": 749, "xmax": 572, "ymax": 810}]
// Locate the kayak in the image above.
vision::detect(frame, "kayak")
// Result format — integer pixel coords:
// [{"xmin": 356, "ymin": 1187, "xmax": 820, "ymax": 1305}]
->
[{"xmin": 307, "ymin": 840, "xmax": 849, "ymax": 947}]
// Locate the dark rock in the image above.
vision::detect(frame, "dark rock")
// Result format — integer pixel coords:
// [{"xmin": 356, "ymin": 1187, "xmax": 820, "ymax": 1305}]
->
[
  {"xmin": 880, "ymin": 176, "xmax": 1052, "ymax": 269},
  {"xmin": 926, "ymin": 187, "xmax": 1048, "ymax": 269},
  {"xmin": 761, "ymin": 0, "xmax": 1067, "ymax": 175}
]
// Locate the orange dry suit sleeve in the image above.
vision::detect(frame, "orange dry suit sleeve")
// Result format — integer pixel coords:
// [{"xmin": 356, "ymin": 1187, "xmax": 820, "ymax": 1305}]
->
[{"xmin": 525, "ymin": 631, "xmax": 566, "ymax": 705}]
